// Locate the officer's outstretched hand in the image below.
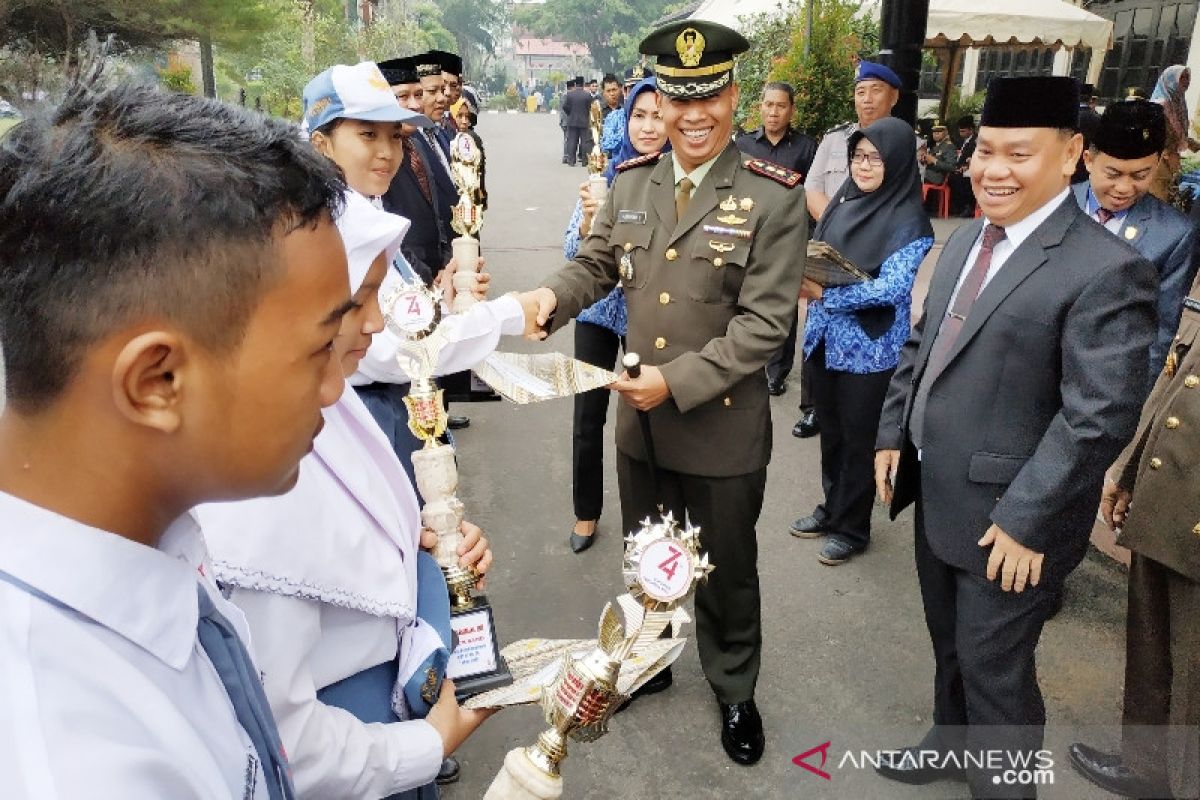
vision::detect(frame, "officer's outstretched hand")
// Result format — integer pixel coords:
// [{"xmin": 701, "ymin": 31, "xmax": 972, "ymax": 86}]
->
[
  {"xmin": 514, "ymin": 287, "xmax": 557, "ymax": 339},
  {"xmin": 610, "ymin": 365, "xmax": 671, "ymax": 411},
  {"xmin": 979, "ymin": 524, "xmax": 1044, "ymax": 593}
]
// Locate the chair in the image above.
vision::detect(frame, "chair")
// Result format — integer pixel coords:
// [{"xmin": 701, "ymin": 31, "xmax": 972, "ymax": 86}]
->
[{"xmin": 922, "ymin": 181, "xmax": 951, "ymax": 218}]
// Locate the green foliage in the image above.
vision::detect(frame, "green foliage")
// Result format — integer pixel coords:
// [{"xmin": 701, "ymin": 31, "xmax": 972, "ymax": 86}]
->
[
  {"xmin": 516, "ymin": 0, "xmax": 673, "ymax": 74},
  {"xmin": 158, "ymin": 63, "xmax": 196, "ymax": 94},
  {"xmin": 934, "ymin": 87, "xmax": 984, "ymax": 126},
  {"xmin": 736, "ymin": 0, "xmax": 878, "ymax": 138}
]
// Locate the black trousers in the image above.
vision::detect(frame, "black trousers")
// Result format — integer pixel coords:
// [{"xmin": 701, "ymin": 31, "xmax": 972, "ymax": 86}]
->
[
  {"xmin": 807, "ymin": 344, "xmax": 892, "ymax": 548},
  {"xmin": 1122, "ymin": 553, "xmax": 1200, "ymax": 796},
  {"xmin": 617, "ymin": 452, "xmax": 765, "ymax": 704},
  {"xmin": 563, "ymin": 126, "xmax": 592, "ymax": 165},
  {"xmin": 572, "ymin": 321, "xmax": 622, "ymax": 521},
  {"xmin": 914, "ymin": 495, "xmax": 1056, "ymax": 798},
  {"xmin": 949, "ymin": 172, "xmax": 973, "ymax": 214}
]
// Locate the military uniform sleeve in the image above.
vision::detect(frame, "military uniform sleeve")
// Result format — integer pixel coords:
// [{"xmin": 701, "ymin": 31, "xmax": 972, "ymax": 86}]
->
[
  {"xmin": 540, "ymin": 180, "xmax": 621, "ymax": 332},
  {"xmin": 658, "ymin": 185, "xmax": 808, "ymax": 412},
  {"xmin": 1149, "ymin": 223, "xmax": 1199, "ymax": 382}
]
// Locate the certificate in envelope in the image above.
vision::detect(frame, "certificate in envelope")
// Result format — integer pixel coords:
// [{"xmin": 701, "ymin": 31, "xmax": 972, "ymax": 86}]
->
[{"xmin": 805, "ymin": 241, "xmax": 873, "ymax": 287}]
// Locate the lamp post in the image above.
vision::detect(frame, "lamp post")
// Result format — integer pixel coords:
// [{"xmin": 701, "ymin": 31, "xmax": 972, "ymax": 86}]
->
[{"xmin": 878, "ymin": 0, "xmax": 930, "ymax": 125}]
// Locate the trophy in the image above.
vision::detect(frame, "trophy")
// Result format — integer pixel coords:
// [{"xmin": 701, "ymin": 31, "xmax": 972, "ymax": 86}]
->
[
  {"xmin": 586, "ymin": 102, "xmax": 609, "ymax": 207},
  {"xmin": 475, "ymin": 512, "xmax": 713, "ymax": 799},
  {"xmin": 382, "ymin": 280, "xmax": 513, "ymax": 699},
  {"xmin": 449, "ymin": 133, "xmax": 485, "ymax": 313}
]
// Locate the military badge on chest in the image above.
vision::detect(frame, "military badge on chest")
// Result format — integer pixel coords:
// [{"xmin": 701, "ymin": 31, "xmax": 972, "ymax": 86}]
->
[{"xmin": 619, "ymin": 243, "xmax": 635, "ymax": 282}]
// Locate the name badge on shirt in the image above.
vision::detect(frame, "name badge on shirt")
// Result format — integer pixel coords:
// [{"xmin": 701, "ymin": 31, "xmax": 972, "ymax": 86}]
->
[{"xmin": 617, "ymin": 210, "xmax": 647, "ymax": 225}]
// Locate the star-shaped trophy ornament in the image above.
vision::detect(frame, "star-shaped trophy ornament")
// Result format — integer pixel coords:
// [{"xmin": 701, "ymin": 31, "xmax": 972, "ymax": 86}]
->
[{"xmin": 474, "ymin": 513, "xmax": 713, "ymax": 800}]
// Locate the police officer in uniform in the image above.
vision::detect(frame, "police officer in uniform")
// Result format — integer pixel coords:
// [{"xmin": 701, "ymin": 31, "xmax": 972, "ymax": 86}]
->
[
  {"xmin": 517, "ymin": 20, "xmax": 808, "ymax": 767},
  {"xmin": 1068, "ymin": 274, "xmax": 1200, "ymax": 799}
]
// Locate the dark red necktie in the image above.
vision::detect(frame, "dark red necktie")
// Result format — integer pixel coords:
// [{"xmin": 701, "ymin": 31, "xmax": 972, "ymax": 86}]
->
[
  {"xmin": 403, "ymin": 136, "xmax": 433, "ymax": 206},
  {"xmin": 1097, "ymin": 207, "xmax": 1114, "ymax": 225}
]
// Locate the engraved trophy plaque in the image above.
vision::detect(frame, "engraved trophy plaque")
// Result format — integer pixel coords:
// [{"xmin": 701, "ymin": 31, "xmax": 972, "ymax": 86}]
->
[
  {"xmin": 477, "ymin": 512, "xmax": 713, "ymax": 799},
  {"xmin": 382, "ymin": 281, "xmax": 513, "ymax": 699},
  {"xmin": 449, "ymin": 132, "xmax": 485, "ymax": 313}
]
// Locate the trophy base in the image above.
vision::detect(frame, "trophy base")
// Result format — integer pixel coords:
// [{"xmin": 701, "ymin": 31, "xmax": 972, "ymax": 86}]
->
[{"xmin": 447, "ymin": 596, "xmax": 514, "ymax": 700}]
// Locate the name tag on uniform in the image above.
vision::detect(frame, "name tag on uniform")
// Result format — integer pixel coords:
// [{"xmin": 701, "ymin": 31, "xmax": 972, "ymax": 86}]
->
[
  {"xmin": 617, "ymin": 210, "xmax": 647, "ymax": 225},
  {"xmin": 1185, "ymin": 297, "xmax": 1200, "ymax": 313}
]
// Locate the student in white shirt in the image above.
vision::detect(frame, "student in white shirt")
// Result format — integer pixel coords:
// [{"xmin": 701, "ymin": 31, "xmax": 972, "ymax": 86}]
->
[
  {"xmin": 198, "ymin": 191, "xmax": 498, "ymax": 799},
  {"xmin": 0, "ymin": 78, "xmax": 353, "ymax": 797}
]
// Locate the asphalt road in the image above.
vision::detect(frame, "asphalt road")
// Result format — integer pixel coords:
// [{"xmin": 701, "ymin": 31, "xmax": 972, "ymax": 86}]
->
[{"xmin": 442, "ymin": 110, "xmax": 1125, "ymax": 799}]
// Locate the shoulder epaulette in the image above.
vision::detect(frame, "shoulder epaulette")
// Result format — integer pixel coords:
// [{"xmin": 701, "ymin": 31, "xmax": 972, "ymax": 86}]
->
[
  {"xmin": 824, "ymin": 121, "xmax": 852, "ymax": 135},
  {"xmin": 743, "ymin": 158, "xmax": 802, "ymax": 188},
  {"xmin": 616, "ymin": 152, "xmax": 662, "ymax": 172}
]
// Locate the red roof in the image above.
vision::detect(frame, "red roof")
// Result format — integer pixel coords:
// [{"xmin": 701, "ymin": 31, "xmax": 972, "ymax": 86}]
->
[{"xmin": 515, "ymin": 37, "xmax": 589, "ymax": 57}]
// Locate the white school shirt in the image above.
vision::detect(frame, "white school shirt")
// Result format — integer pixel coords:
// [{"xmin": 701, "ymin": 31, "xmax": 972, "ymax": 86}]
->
[
  {"xmin": 350, "ymin": 286, "xmax": 525, "ymax": 386},
  {"xmin": 0, "ymin": 492, "xmax": 271, "ymax": 800},
  {"xmin": 197, "ymin": 387, "xmax": 445, "ymax": 798}
]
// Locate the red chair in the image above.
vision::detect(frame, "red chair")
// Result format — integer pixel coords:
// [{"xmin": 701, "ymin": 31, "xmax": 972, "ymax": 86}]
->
[{"xmin": 922, "ymin": 181, "xmax": 951, "ymax": 218}]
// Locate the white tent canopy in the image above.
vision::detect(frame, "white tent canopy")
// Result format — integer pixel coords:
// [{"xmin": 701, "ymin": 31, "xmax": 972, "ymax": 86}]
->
[
  {"xmin": 926, "ymin": 0, "xmax": 1112, "ymax": 53},
  {"xmin": 689, "ymin": 0, "xmax": 793, "ymax": 32}
]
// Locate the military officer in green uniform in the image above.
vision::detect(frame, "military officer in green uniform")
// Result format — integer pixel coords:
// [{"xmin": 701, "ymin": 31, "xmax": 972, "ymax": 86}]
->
[
  {"xmin": 517, "ymin": 20, "xmax": 807, "ymax": 767},
  {"xmin": 1069, "ymin": 273, "xmax": 1200, "ymax": 798}
]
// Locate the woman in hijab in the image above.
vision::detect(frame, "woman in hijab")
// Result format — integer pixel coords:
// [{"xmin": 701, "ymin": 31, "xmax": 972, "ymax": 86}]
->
[
  {"xmin": 561, "ymin": 76, "xmax": 670, "ymax": 553},
  {"xmin": 1150, "ymin": 65, "xmax": 1194, "ymax": 200},
  {"xmin": 790, "ymin": 116, "xmax": 934, "ymax": 566},
  {"xmin": 198, "ymin": 192, "xmax": 495, "ymax": 800}
]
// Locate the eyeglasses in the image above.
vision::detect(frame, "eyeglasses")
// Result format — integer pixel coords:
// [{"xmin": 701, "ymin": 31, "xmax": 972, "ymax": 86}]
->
[{"xmin": 850, "ymin": 151, "xmax": 883, "ymax": 166}]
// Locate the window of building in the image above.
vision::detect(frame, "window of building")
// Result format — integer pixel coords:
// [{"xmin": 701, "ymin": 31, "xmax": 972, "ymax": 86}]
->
[{"xmin": 1088, "ymin": 0, "xmax": 1199, "ymax": 102}]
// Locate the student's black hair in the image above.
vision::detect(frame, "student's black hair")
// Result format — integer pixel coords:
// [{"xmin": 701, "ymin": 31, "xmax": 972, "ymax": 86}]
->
[
  {"xmin": 0, "ymin": 71, "xmax": 345, "ymax": 412},
  {"xmin": 602, "ymin": 73, "xmax": 621, "ymax": 88}
]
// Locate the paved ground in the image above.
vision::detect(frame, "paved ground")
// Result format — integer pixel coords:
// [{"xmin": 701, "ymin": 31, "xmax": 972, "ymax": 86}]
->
[{"xmin": 442, "ymin": 111, "xmax": 1126, "ymax": 799}]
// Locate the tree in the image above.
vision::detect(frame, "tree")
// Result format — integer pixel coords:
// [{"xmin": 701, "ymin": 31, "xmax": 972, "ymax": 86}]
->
[
  {"xmin": 736, "ymin": 0, "xmax": 879, "ymax": 138},
  {"xmin": 437, "ymin": 0, "xmax": 506, "ymax": 76},
  {"xmin": 516, "ymin": 0, "xmax": 672, "ymax": 75}
]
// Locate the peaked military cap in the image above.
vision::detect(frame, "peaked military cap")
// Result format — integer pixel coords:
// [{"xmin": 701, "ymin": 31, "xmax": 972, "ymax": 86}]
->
[
  {"xmin": 980, "ymin": 77, "xmax": 1079, "ymax": 130},
  {"xmin": 639, "ymin": 20, "xmax": 748, "ymax": 99},
  {"xmin": 1093, "ymin": 99, "xmax": 1166, "ymax": 160},
  {"xmin": 377, "ymin": 56, "xmax": 419, "ymax": 86},
  {"xmin": 623, "ymin": 64, "xmax": 653, "ymax": 86}
]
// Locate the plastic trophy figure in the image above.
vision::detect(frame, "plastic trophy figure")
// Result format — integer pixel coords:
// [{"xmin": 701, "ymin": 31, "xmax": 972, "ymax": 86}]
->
[
  {"xmin": 586, "ymin": 102, "xmax": 608, "ymax": 208},
  {"xmin": 382, "ymin": 280, "xmax": 513, "ymax": 699},
  {"xmin": 480, "ymin": 513, "xmax": 713, "ymax": 799},
  {"xmin": 449, "ymin": 132, "xmax": 485, "ymax": 313}
]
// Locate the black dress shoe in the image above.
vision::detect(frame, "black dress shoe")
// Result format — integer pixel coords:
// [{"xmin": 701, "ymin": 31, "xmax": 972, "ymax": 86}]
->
[
  {"xmin": 614, "ymin": 666, "xmax": 672, "ymax": 714},
  {"xmin": 791, "ymin": 409, "xmax": 819, "ymax": 438},
  {"xmin": 789, "ymin": 514, "xmax": 828, "ymax": 538},
  {"xmin": 447, "ymin": 415, "xmax": 470, "ymax": 430},
  {"xmin": 569, "ymin": 531, "xmax": 596, "ymax": 553},
  {"xmin": 875, "ymin": 745, "xmax": 966, "ymax": 785},
  {"xmin": 767, "ymin": 380, "xmax": 786, "ymax": 396},
  {"xmin": 719, "ymin": 699, "xmax": 765, "ymax": 766},
  {"xmin": 436, "ymin": 756, "xmax": 460, "ymax": 785},
  {"xmin": 817, "ymin": 538, "xmax": 863, "ymax": 566},
  {"xmin": 1068, "ymin": 743, "xmax": 1172, "ymax": 798}
]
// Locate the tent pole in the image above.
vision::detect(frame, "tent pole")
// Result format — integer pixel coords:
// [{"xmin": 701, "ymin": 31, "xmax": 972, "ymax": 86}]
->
[
  {"xmin": 879, "ymin": 0, "xmax": 932, "ymax": 124},
  {"xmin": 938, "ymin": 43, "xmax": 960, "ymax": 123}
]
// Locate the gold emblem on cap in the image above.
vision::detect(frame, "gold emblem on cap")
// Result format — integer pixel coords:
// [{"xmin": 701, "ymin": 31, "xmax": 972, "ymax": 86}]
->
[
  {"xmin": 1144, "ymin": 128, "xmax": 1151, "ymax": 140},
  {"xmin": 720, "ymin": 195, "xmax": 738, "ymax": 212},
  {"xmin": 740, "ymin": 197, "xmax": 754, "ymax": 211},
  {"xmin": 677, "ymin": 27, "xmax": 706, "ymax": 67}
]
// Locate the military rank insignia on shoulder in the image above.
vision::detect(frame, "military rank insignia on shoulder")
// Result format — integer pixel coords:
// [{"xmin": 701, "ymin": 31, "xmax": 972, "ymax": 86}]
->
[
  {"xmin": 824, "ymin": 121, "xmax": 852, "ymax": 135},
  {"xmin": 617, "ymin": 152, "xmax": 663, "ymax": 172},
  {"xmin": 743, "ymin": 158, "xmax": 802, "ymax": 188}
]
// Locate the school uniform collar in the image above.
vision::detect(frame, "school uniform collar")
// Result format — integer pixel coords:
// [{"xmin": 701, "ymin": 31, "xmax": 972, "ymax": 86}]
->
[{"xmin": 0, "ymin": 491, "xmax": 200, "ymax": 670}]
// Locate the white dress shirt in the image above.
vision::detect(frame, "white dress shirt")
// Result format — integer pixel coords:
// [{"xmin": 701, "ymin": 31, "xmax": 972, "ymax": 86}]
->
[
  {"xmin": 350, "ymin": 288, "xmax": 525, "ymax": 386},
  {"xmin": 0, "ymin": 493, "xmax": 270, "ymax": 800}
]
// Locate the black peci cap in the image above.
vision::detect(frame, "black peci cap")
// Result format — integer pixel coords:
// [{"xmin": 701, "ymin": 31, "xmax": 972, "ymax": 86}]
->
[
  {"xmin": 1093, "ymin": 99, "xmax": 1167, "ymax": 159},
  {"xmin": 414, "ymin": 52, "xmax": 443, "ymax": 79},
  {"xmin": 377, "ymin": 56, "xmax": 419, "ymax": 86},
  {"xmin": 429, "ymin": 49, "xmax": 462, "ymax": 76},
  {"xmin": 639, "ymin": 20, "xmax": 748, "ymax": 99},
  {"xmin": 980, "ymin": 77, "xmax": 1080, "ymax": 130}
]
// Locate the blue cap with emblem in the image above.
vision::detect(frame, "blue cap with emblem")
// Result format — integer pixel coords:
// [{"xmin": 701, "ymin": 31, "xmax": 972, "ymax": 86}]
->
[{"xmin": 856, "ymin": 60, "xmax": 902, "ymax": 90}]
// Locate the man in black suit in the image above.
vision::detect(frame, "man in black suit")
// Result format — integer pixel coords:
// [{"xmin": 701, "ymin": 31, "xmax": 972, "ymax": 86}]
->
[
  {"xmin": 873, "ymin": 77, "xmax": 1158, "ymax": 798},
  {"xmin": 948, "ymin": 115, "xmax": 976, "ymax": 216},
  {"xmin": 561, "ymin": 75, "xmax": 594, "ymax": 166}
]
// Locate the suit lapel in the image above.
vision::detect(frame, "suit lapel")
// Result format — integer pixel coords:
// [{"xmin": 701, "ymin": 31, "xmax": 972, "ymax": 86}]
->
[
  {"xmin": 648, "ymin": 158, "xmax": 677, "ymax": 232},
  {"xmin": 1119, "ymin": 197, "xmax": 1153, "ymax": 246},
  {"xmin": 916, "ymin": 219, "xmax": 982, "ymax": 368},
  {"xmin": 669, "ymin": 146, "xmax": 739, "ymax": 246}
]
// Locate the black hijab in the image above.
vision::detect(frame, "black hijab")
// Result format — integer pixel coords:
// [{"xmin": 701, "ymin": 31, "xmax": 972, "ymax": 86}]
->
[{"xmin": 812, "ymin": 116, "xmax": 932, "ymax": 278}]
